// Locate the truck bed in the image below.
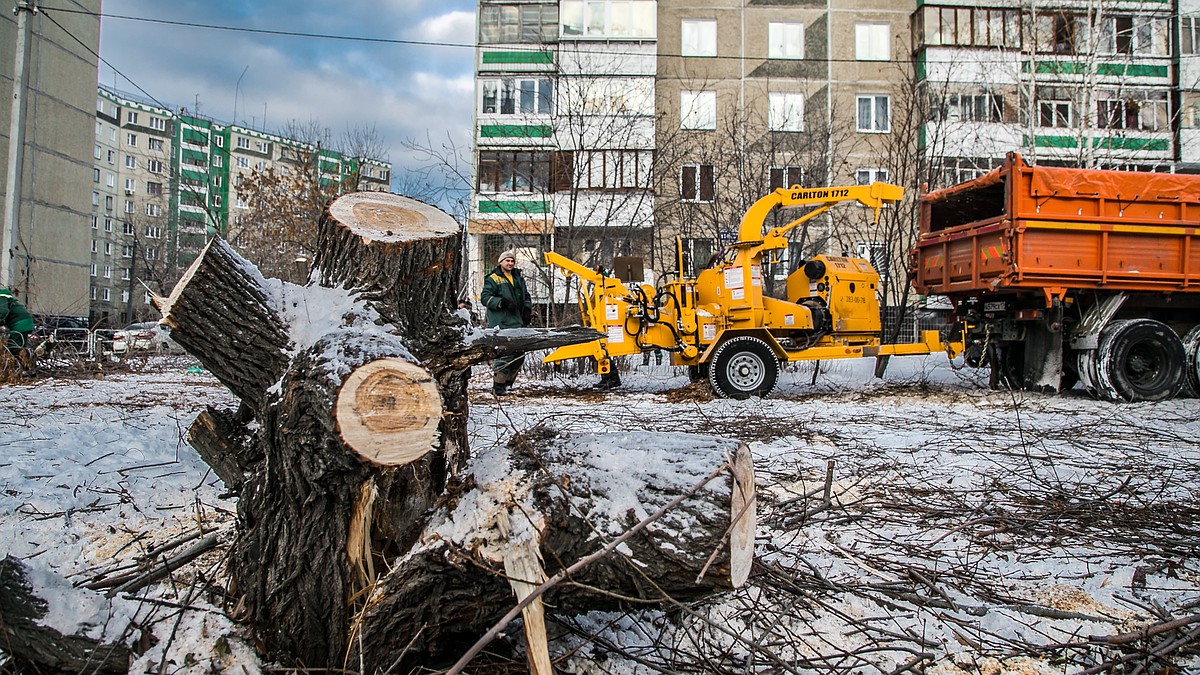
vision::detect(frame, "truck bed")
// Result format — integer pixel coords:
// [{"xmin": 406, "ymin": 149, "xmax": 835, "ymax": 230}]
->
[{"xmin": 912, "ymin": 153, "xmax": 1200, "ymax": 297}]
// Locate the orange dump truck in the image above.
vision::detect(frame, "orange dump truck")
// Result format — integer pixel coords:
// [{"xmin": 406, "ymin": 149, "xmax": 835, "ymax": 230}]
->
[{"xmin": 912, "ymin": 152, "xmax": 1200, "ymax": 402}]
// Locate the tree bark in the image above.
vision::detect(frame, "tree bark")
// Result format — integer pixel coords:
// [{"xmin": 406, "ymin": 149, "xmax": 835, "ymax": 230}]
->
[
  {"xmin": 158, "ymin": 237, "xmax": 293, "ymax": 414},
  {"xmin": 0, "ymin": 557, "xmax": 132, "ymax": 674}
]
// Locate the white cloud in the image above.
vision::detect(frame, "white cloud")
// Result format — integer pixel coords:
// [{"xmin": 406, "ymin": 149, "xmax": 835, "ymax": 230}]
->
[{"xmin": 411, "ymin": 11, "xmax": 476, "ymax": 44}]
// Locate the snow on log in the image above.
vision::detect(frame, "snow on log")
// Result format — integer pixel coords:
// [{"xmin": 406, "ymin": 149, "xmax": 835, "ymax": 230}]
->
[
  {"xmin": 351, "ymin": 428, "xmax": 757, "ymax": 671},
  {"xmin": 0, "ymin": 556, "xmax": 132, "ymax": 674},
  {"xmin": 159, "ymin": 237, "xmax": 293, "ymax": 411},
  {"xmin": 315, "ymin": 192, "xmax": 461, "ymax": 336}
]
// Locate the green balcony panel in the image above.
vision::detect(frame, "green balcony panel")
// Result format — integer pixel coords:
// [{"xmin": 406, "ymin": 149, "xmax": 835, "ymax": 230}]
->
[
  {"xmin": 478, "ymin": 200, "xmax": 550, "ymax": 214},
  {"xmin": 480, "ymin": 124, "xmax": 552, "ymax": 138},
  {"xmin": 482, "ymin": 51, "xmax": 554, "ymax": 65}
]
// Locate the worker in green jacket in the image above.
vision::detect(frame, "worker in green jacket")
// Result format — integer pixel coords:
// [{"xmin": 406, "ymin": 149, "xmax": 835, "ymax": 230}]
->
[
  {"xmin": 481, "ymin": 249, "xmax": 533, "ymax": 396},
  {"xmin": 0, "ymin": 288, "xmax": 34, "ymax": 355}
]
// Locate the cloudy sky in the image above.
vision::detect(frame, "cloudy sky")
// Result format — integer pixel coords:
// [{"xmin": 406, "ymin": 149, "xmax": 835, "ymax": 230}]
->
[{"xmin": 93, "ymin": 1, "xmax": 476, "ymax": 194}]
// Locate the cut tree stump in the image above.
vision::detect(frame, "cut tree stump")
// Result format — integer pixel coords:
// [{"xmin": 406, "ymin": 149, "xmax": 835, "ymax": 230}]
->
[{"xmin": 153, "ymin": 191, "xmax": 755, "ymax": 672}]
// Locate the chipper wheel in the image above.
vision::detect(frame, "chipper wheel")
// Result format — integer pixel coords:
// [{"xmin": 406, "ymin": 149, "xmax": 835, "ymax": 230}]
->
[{"xmin": 708, "ymin": 336, "xmax": 780, "ymax": 400}]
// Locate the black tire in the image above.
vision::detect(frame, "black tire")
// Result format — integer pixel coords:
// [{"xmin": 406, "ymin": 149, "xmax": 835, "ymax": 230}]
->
[
  {"xmin": 1091, "ymin": 319, "xmax": 1185, "ymax": 402},
  {"xmin": 1182, "ymin": 324, "xmax": 1200, "ymax": 398},
  {"xmin": 708, "ymin": 336, "xmax": 779, "ymax": 400}
]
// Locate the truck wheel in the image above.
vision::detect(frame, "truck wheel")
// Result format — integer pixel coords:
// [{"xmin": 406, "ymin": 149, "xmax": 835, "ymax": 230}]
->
[
  {"xmin": 1182, "ymin": 325, "xmax": 1200, "ymax": 398},
  {"xmin": 709, "ymin": 336, "xmax": 779, "ymax": 399},
  {"xmin": 1092, "ymin": 319, "xmax": 1185, "ymax": 402}
]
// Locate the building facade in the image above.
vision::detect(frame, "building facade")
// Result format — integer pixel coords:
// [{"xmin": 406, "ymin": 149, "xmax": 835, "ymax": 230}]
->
[
  {"xmin": 470, "ymin": 0, "xmax": 1200, "ymax": 311},
  {"xmin": 90, "ymin": 86, "xmax": 391, "ymax": 327},
  {"xmin": 1, "ymin": 1, "xmax": 101, "ymax": 319}
]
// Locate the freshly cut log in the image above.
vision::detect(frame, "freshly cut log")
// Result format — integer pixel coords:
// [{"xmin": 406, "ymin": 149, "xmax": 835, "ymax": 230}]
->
[
  {"xmin": 314, "ymin": 192, "xmax": 461, "ymax": 337},
  {"xmin": 351, "ymin": 428, "xmax": 757, "ymax": 671},
  {"xmin": 0, "ymin": 557, "xmax": 132, "ymax": 674},
  {"xmin": 158, "ymin": 238, "xmax": 293, "ymax": 413}
]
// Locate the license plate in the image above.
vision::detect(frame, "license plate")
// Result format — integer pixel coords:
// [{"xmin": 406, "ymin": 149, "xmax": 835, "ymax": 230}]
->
[{"xmin": 983, "ymin": 301, "xmax": 1006, "ymax": 312}]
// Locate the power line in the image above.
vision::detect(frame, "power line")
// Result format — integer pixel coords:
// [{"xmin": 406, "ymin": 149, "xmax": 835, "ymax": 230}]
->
[{"xmin": 43, "ymin": 3, "xmax": 1200, "ymax": 66}]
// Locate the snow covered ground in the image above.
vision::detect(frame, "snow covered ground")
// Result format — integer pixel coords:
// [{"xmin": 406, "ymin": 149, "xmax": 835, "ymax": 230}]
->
[{"xmin": 2, "ymin": 354, "xmax": 1198, "ymax": 673}]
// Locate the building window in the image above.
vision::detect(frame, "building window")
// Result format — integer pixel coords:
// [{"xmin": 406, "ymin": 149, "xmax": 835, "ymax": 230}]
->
[
  {"xmin": 148, "ymin": 138, "xmax": 164, "ymax": 151},
  {"xmin": 92, "ymin": 191, "xmax": 100, "ymax": 206},
  {"xmin": 255, "ymin": 141, "xmax": 269, "ymax": 153},
  {"xmin": 105, "ymin": 218, "xmax": 114, "ymax": 232},
  {"xmin": 212, "ymin": 176, "xmax": 222, "ymax": 188},
  {"xmin": 1038, "ymin": 100, "xmax": 1071, "ymax": 127},
  {"xmin": 856, "ymin": 241, "xmax": 888, "ymax": 273},
  {"xmin": 91, "ymin": 215, "xmax": 98, "ymax": 229},
  {"xmin": 126, "ymin": 111, "xmax": 138, "ymax": 125},
  {"xmin": 107, "ymin": 149, "xmax": 115, "ymax": 164},
  {"xmin": 1034, "ymin": 13, "xmax": 1081, "ymax": 54},
  {"xmin": 215, "ymin": 136, "xmax": 224, "ymax": 148},
  {"xmin": 149, "ymin": 116, "xmax": 166, "ymax": 131},
  {"xmin": 90, "ymin": 264, "xmax": 96, "ymax": 277},
  {"xmin": 147, "ymin": 160, "xmax": 163, "ymax": 174},
  {"xmin": 856, "ymin": 95, "xmax": 890, "ymax": 132},
  {"xmin": 480, "ymin": 77, "xmax": 554, "ymax": 115},
  {"xmin": 236, "ymin": 137, "xmax": 250, "ymax": 149},
  {"xmin": 681, "ymin": 90, "xmax": 717, "ymax": 130},
  {"xmin": 917, "ymin": 6, "xmax": 1022, "ymax": 48},
  {"xmin": 93, "ymin": 168, "xmax": 100, "ymax": 183},
  {"xmin": 124, "ymin": 200, "xmax": 135, "ymax": 214},
  {"xmin": 147, "ymin": 181, "xmax": 163, "ymax": 196},
  {"xmin": 768, "ymin": 22, "xmax": 804, "ymax": 59},
  {"xmin": 146, "ymin": 225, "xmax": 162, "ymax": 239},
  {"xmin": 559, "ymin": 0, "xmax": 655, "ymax": 39},
  {"xmin": 1097, "ymin": 16, "xmax": 1168, "ymax": 56},
  {"xmin": 480, "ymin": 3, "xmax": 558, "ymax": 42},
  {"xmin": 681, "ymin": 19, "xmax": 717, "ymax": 57},
  {"xmin": 124, "ymin": 155, "xmax": 136, "ymax": 170},
  {"xmin": 769, "ymin": 166, "xmax": 804, "ymax": 190},
  {"xmin": 769, "ymin": 92, "xmax": 805, "ymax": 131},
  {"xmin": 1097, "ymin": 96, "xmax": 1167, "ymax": 130},
  {"xmin": 236, "ymin": 157, "xmax": 249, "ymax": 168},
  {"xmin": 680, "ymin": 164, "xmax": 715, "ymax": 202},
  {"xmin": 104, "ymin": 242, "xmax": 112, "ymax": 255},
  {"xmin": 121, "ymin": 289, "xmax": 130, "ymax": 302},
  {"xmin": 574, "ymin": 150, "xmax": 653, "ymax": 189},
  {"xmin": 94, "ymin": 144, "xmax": 102, "ymax": 160},
  {"xmin": 935, "ymin": 93, "xmax": 1004, "ymax": 123},
  {"xmin": 123, "ymin": 222, "xmax": 134, "ymax": 235},
  {"xmin": 124, "ymin": 178, "xmax": 136, "ymax": 193},
  {"xmin": 126, "ymin": 132, "xmax": 137, "ymax": 147},
  {"xmin": 103, "ymin": 265, "xmax": 112, "ymax": 279},
  {"xmin": 213, "ymin": 155, "xmax": 223, "ymax": 168},
  {"xmin": 106, "ymin": 173, "xmax": 116, "ymax": 188},
  {"xmin": 147, "ymin": 203, "xmax": 162, "ymax": 217},
  {"xmin": 477, "ymin": 151, "xmax": 553, "ymax": 192},
  {"xmin": 122, "ymin": 245, "xmax": 133, "ymax": 258},
  {"xmin": 855, "ymin": 23, "xmax": 890, "ymax": 60},
  {"xmin": 102, "ymin": 288, "xmax": 111, "ymax": 301},
  {"xmin": 91, "ymin": 239, "xmax": 97, "ymax": 253},
  {"xmin": 105, "ymin": 195, "xmax": 113, "ymax": 211},
  {"xmin": 856, "ymin": 168, "xmax": 890, "ymax": 184}
]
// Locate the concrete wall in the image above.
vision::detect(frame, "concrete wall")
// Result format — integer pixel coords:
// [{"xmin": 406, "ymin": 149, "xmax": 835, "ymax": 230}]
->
[{"xmin": 0, "ymin": 1, "xmax": 100, "ymax": 318}]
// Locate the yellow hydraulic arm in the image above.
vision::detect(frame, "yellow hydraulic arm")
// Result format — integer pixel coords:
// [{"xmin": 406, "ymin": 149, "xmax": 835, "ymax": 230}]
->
[{"xmin": 735, "ymin": 182, "xmax": 904, "ymax": 258}]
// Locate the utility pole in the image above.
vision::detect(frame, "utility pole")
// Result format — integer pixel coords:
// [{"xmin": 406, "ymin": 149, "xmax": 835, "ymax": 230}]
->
[{"xmin": 2, "ymin": 0, "xmax": 37, "ymax": 293}]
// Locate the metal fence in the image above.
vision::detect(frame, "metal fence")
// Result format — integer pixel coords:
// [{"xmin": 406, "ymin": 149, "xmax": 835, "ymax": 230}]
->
[{"xmin": 879, "ymin": 306, "xmax": 953, "ymax": 344}]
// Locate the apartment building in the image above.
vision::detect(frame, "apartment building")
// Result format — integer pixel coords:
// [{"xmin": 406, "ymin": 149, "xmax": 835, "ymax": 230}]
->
[
  {"xmin": 90, "ymin": 86, "xmax": 392, "ymax": 327},
  {"xmin": 1, "ymin": 1, "xmax": 101, "ymax": 318},
  {"xmin": 470, "ymin": 0, "xmax": 915, "ymax": 304},
  {"xmin": 915, "ymin": 0, "xmax": 1177, "ymax": 184}
]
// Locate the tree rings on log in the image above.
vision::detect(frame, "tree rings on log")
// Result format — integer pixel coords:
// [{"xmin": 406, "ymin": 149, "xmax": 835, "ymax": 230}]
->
[
  {"xmin": 335, "ymin": 358, "xmax": 442, "ymax": 466},
  {"xmin": 327, "ymin": 192, "xmax": 459, "ymax": 243}
]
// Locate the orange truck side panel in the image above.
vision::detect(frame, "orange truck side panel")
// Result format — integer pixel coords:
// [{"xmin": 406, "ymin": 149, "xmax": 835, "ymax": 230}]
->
[{"xmin": 914, "ymin": 153, "xmax": 1200, "ymax": 296}]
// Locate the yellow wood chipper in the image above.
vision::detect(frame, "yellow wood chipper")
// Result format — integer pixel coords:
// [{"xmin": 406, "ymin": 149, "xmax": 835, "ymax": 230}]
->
[{"xmin": 543, "ymin": 182, "xmax": 964, "ymax": 398}]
